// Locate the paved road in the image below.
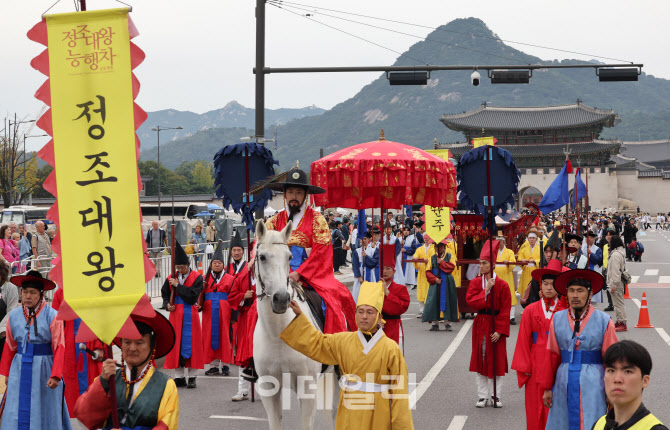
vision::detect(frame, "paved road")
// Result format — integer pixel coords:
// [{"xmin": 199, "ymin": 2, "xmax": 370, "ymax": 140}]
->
[{"xmin": 75, "ymin": 229, "xmax": 670, "ymax": 429}]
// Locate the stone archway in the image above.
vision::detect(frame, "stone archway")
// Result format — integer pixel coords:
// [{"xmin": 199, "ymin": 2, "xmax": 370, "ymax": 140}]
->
[{"xmin": 517, "ymin": 186, "xmax": 544, "ymax": 210}]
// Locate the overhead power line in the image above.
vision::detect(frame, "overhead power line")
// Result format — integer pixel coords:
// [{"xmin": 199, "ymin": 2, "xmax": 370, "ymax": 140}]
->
[
  {"xmin": 267, "ymin": 1, "xmax": 429, "ymax": 65},
  {"xmin": 269, "ymin": 0, "xmax": 530, "ymax": 65},
  {"xmin": 270, "ymin": 0, "xmax": 632, "ymax": 64}
]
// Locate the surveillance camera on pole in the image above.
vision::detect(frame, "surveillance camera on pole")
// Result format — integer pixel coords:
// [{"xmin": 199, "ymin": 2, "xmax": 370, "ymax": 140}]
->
[{"xmin": 471, "ymin": 70, "xmax": 481, "ymax": 86}]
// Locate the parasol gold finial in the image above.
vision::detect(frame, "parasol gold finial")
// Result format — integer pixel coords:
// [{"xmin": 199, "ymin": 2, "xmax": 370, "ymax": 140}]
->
[
  {"xmin": 379, "ymin": 129, "xmax": 385, "ymax": 141},
  {"xmin": 481, "ymin": 128, "xmax": 485, "ymax": 137},
  {"xmin": 296, "ymin": 160, "xmax": 300, "ymax": 168}
]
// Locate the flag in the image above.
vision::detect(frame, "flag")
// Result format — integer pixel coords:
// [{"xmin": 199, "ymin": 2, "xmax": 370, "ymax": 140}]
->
[
  {"xmin": 357, "ymin": 209, "xmax": 367, "ymax": 239},
  {"xmin": 273, "ymin": 127, "xmax": 277, "ymax": 151},
  {"xmin": 538, "ymin": 161, "xmax": 570, "ymax": 214},
  {"xmin": 425, "ymin": 206, "xmax": 450, "ymax": 244},
  {"xmin": 404, "ymin": 205, "xmax": 412, "ymax": 218},
  {"xmin": 30, "ymin": 9, "xmax": 152, "ymax": 344},
  {"xmin": 571, "ymin": 168, "xmax": 588, "ymax": 207}
]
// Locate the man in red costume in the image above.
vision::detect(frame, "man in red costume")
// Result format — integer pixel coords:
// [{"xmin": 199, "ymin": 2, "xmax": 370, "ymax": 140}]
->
[
  {"xmin": 511, "ymin": 259, "xmax": 567, "ymax": 430},
  {"xmin": 52, "ymin": 287, "xmax": 104, "ymax": 417},
  {"xmin": 161, "ymin": 240, "xmax": 204, "ymax": 389},
  {"xmin": 265, "ymin": 166, "xmax": 357, "ymax": 333},
  {"xmin": 466, "ymin": 239, "xmax": 511, "ymax": 408},
  {"xmin": 201, "ymin": 242, "xmax": 235, "ymax": 376},
  {"xmin": 227, "ymin": 247, "xmax": 256, "ymax": 402},
  {"xmin": 379, "ymin": 244, "xmax": 411, "ymax": 347}
]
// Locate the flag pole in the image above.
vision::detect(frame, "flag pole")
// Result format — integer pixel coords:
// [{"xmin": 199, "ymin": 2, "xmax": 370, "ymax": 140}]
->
[
  {"xmin": 484, "ymin": 138, "xmax": 498, "ymax": 407},
  {"xmin": 575, "ymin": 168, "xmax": 580, "ymax": 236},
  {"xmin": 244, "ymin": 144, "xmax": 256, "ymax": 403},
  {"xmin": 105, "ymin": 344, "xmax": 120, "ymax": 428}
]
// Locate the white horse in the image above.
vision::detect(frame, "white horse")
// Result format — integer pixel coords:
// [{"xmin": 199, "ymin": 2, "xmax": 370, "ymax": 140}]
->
[{"xmin": 253, "ymin": 220, "xmax": 337, "ymax": 430}]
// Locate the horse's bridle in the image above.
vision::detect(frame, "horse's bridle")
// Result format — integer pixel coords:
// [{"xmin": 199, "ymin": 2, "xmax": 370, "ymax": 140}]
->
[{"xmin": 254, "ymin": 241, "xmax": 304, "ymax": 303}]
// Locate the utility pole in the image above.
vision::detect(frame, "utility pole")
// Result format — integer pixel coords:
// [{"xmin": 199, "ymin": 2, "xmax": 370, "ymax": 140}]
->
[
  {"xmin": 255, "ymin": 0, "xmax": 265, "ymax": 146},
  {"xmin": 80, "ymin": 0, "xmax": 86, "ymax": 11}
]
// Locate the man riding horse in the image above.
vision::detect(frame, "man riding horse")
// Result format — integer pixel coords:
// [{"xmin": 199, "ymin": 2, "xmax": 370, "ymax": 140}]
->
[{"xmin": 265, "ymin": 166, "xmax": 356, "ymax": 333}]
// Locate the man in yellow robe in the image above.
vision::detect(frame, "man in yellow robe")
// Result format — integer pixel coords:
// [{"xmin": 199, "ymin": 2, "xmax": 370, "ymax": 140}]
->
[
  {"xmin": 281, "ymin": 282, "xmax": 414, "ymax": 430},
  {"xmin": 494, "ymin": 235, "xmax": 517, "ymax": 324},
  {"xmin": 517, "ymin": 230, "xmax": 542, "ymax": 298},
  {"xmin": 414, "ymin": 240, "xmax": 435, "ymax": 317}
]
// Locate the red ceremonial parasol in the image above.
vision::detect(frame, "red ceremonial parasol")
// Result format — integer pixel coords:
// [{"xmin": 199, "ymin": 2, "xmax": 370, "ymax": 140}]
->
[{"xmin": 310, "ymin": 130, "xmax": 457, "ymax": 209}]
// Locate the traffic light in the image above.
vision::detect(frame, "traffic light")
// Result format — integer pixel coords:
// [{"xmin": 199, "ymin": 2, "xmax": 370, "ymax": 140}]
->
[
  {"xmin": 490, "ymin": 70, "xmax": 530, "ymax": 84},
  {"xmin": 388, "ymin": 71, "xmax": 429, "ymax": 85},
  {"xmin": 598, "ymin": 68, "xmax": 639, "ymax": 82}
]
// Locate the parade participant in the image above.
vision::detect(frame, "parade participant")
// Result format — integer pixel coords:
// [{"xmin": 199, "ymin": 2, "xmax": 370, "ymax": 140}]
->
[
  {"xmin": 541, "ymin": 269, "xmax": 618, "ymax": 430},
  {"xmin": 52, "ymin": 287, "xmax": 104, "ymax": 417},
  {"xmin": 265, "ymin": 166, "xmax": 356, "ymax": 333},
  {"xmin": 0, "ymin": 270, "xmax": 71, "ymax": 430},
  {"xmin": 593, "ymin": 340, "xmax": 667, "ymax": 430},
  {"xmin": 227, "ymin": 245, "xmax": 256, "ymax": 401},
  {"xmin": 226, "ymin": 229, "xmax": 247, "ymax": 278},
  {"xmin": 161, "ymin": 241, "xmax": 204, "ymax": 389},
  {"xmin": 382, "ymin": 220, "xmax": 405, "ymax": 284},
  {"xmin": 365, "ymin": 227, "xmax": 382, "ymax": 281},
  {"xmin": 445, "ymin": 235, "xmax": 461, "ymax": 288},
  {"xmin": 201, "ymin": 242, "xmax": 235, "ymax": 376},
  {"xmin": 521, "ymin": 229, "xmax": 562, "ymax": 308},
  {"xmin": 281, "ymin": 281, "xmax": 414, "ymax": 429},
  {"xmin": 564, "ymin": 233, "xmax": 588, "ymax": 270},
  {"xmin": 422, "ymin": 239, "xmax": 458, "ymax": 331},
  {"xmin": 401, "ymin": 227, "xmax": 419, "ymax": 288},
  {"xmin": 0, "ymin": 263, "xmax": 19, "ymax": 360},
  {"xmin": 351, "ymin": 232, "xmax": 376, "ymax": 302},
  {"xmin": 74, "ymin": 310, "xmax": 179, "ymax": 430},
  {"xmin": 583, "ymin": 231, "xmax": 605, "ymax": 303},
  {"xmin": 512, "ymin": 259, "xmax": 567, "ymax": 430},
  {"xmin": 494, "ymin": 234, "xmax": 517, "ymax": 325},
  {"xmin": 466, "ymin": 240, "xmax": 511, "ymax": 408},
  {"xmin": 413, "ymin": 230, "xmax": 435, "ymax": 318},
  {"xmin": 518, "ymin": 229, "xmax": 542, "ymax": 298},
  {"xmin": 379, "ymin": 245, "xmax": 411, "ymax": 346}
]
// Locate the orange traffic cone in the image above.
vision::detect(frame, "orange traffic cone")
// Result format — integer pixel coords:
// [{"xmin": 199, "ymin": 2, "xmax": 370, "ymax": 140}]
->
[
  {"xmin": 197, "ymin": 260, "xmax": 204, "ymax": 275},
  {"xmin": 634, "ymin": 292, "xmax": 654, "ymax": 328},
  {"xmin": 623, "ymin": 284, "xmax": 631, "ymax": 299}
]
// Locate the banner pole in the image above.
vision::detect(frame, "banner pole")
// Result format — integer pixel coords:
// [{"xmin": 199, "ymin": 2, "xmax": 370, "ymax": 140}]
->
[
  {"xmin": 485, "ymin": 145, "xmax": 497, "ymax": 407},
  {"xmin": 105, "ymin": 344, "xmax": 120, "ymax": 428}
]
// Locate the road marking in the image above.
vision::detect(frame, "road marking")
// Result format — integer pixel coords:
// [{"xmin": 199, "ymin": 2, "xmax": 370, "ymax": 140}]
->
[
  {"xmin": 643, "ymin": 269, "xmax": 659, "ymax": 276},
  {"xmin": 631, "ymin": 276, "xmax": 640, "ymax": 284},
  {"xmin": 629, "ymin": 283, "xmax": 670, "ymax": 289},
  {"xmin": 659, "ymin": 276, "xmax": 670, "ymax": 284},
  {"xmin": 656, "ymin": 328, "xmax": 670, "ymax": 347},
  {"xmin": 447, "ymin": 415, "xmax": 468, "ymax": 430},
  {"xmin": 210, "ymin": 416, "xmax": 268, "ymax": 421},
  {"xmin": 200, "ymin": 376, "xmax": 239, "ymax": 380},
  {"xmin": 632, "ymin": 298, "xmax": 641, "ymax": 308},
  {"xmin": 409, "ymin": 319, "xmax": 473, "ymax": 409}
]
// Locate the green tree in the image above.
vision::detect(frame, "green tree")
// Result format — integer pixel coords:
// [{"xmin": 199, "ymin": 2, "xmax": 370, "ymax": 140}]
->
[
  {"xmin": 32, "ymin": 164, "xmax": 53, "ymax": 198},
  {"xmin": 191, "ymin": 161, "xmax": 214, "ymax": 193}
]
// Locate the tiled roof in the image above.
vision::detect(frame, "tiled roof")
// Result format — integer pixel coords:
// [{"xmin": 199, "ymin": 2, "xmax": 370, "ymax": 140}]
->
[
  {"xmin": 439, "ymin": 140, "xmax": 622, "ymax": 158},
  {"xmin": 620, "ymin": 140, "xmax": 670, "ymax": 164},
  {"xmin": 441, "ymin": 103, "xmax": 620, "ymax": 131}
]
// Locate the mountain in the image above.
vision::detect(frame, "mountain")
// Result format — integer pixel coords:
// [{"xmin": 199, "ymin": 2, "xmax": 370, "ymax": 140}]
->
[
  {"xmin": 142, "ymin": 17, "xmax": 670, "ymax": 171},
  {"xmin": 137, "ymin": 101, "xmax": 324, "ymax": 149}
]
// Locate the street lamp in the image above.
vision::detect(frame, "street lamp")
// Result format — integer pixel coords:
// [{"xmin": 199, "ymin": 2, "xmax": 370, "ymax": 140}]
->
[{"xmin": 150, "ymin": 125, "xmax": 183, "ymax": 220}]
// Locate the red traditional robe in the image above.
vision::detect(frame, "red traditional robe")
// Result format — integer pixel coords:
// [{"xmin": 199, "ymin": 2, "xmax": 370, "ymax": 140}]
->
[
  {"xmin": 466, "ymin": 274, "xmax": 511, "ymax": 377},
  {"xmin": 164, "ymin": 270, "xmax": 205, "ymax": 369},
  {"xmin": 266, "ymin": 207, "xmax": 356, "ymax": 333},
  {"xmin": 511, "ymin": 297, "xmax": 566, "ymax": 430},
  {"xmin": 227, "ymin": 265, "xmax": 257, "ymax": 367},
  {"xmin": 381, "ymin": 281, "xmax": 410, "ymax": 345},
  {"xmin": 52, "ymin": 288, "xmax": 103, "ymax": 417},
  {"xmin": 201, "ymin": 271, "xmax": 235, "ymax": 365}
]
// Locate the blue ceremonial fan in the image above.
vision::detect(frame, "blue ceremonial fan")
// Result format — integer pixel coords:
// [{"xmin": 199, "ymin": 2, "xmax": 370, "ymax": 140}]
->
[
  {"xmin": 457, "ymin": 145, "xmax": 521, "ymax": 231},
  {"xmin": 213, "ymin": 142, "xmax": 279, "ymax": 229}
]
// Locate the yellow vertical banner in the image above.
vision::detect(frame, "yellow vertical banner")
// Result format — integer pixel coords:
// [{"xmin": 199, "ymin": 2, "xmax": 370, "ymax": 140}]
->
[
  {"xmin": 472, "ymin": 136, "xmax": 496, "ymax": 148},
  {"xmin": 425, "ymin": 206, "xmax": 451, "ymax": 243},
  {"xmin": 46, "ymin": 9, "xmax": 144, "ymax": 343},
  {"xmin": 424, "ymin": 149, "xmax": 454, "ymax": 242}
]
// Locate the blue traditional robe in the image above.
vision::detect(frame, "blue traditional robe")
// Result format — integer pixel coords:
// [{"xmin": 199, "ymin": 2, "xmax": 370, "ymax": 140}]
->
[
  {"xmin": 402, "ymin": 234, "xmax": 419, "ymax": 285},
  {"xmin": 0, "ymin": 304, "xmax": 72, "ymax": 430}
]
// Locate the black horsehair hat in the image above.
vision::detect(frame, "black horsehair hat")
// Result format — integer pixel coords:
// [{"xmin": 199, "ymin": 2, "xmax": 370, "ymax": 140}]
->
[
  {"xmin": 174, "ymin": 240, "xmax": 190, "ymax": 266},
  {"xmin": 211, "ymin": 241, "xmax": 225, "ymax": 262},
  {"xmin": 265, "ymin": 166, "xmax": 326, "ymax": 195},
  {"xmin": 230, "ymin": 229, "xmax": 244, "ymax": 250}
]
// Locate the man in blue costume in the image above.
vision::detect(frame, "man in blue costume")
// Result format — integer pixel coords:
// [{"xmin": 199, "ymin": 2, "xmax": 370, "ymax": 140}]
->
[
  {"xmin": 401, "ymin": 227, "xmax": 421, "ymax": 288},
  {"xmin": 351, "ymin": 232, "xmax": 378, "ymax": 302},
  {"xmin": 0, "ymin": 270, "xmax": 71, "ymax": 430},
  {"xmin": 541, "ymin": 269, "xmax": 618, "ymax": 430}
]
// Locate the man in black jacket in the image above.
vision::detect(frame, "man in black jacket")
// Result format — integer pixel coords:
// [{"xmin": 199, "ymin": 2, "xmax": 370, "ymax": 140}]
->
[{"xmin": 622, "ymin": 218, "xmax": 638, "ymax": 247}]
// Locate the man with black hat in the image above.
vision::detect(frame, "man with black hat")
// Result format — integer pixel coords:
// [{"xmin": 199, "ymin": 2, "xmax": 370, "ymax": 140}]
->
[
  {"xmin": 161, "ymin": 241, "xmax": 204, "ymax": 389},
  {"xmin": 413, "ymin": 226, "xmax": 434, "ymax": 316},
  {"xmin": 0, "ymin": 270, "xmax": 72, "ymax": 430},
  {"xmin": 583, "ymin": 231, "xmax": 605, "ymax": 303},
  {"xmin": 265, "ymin": 166, "xmax": 356, "ymax": 334},
  {"xmin": 541, "ymin": 269, "xmax": 618, "ymax": 430},
  {"xmin": 227, "ymin": 236, "xmax": 256, "ymax": 402},
  {"xmin": 422, "ymin": 239, "xmax": 458, "ymax": 332},
  {"xmin": 201, "ymin": 242, "xmax": 235, "ymax": 376},
  {"xmin": 74, "ymin": 310, "xmax": 179, "ymax": 429},
  {"xmin": 564, "ymin": 233, "xmax": 588, "ymax": 270}
]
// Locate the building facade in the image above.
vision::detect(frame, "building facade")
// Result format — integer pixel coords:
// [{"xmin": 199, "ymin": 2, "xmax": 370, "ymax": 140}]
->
[{"xmin": 438, "ymin": 102, "xmax": 670, "ymax": 213}]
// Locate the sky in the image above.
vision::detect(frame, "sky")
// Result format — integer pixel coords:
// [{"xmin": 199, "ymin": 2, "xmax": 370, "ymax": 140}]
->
[{"xmin": 2, "ymin": 0, "xmax": 669, "ymax": 151}]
